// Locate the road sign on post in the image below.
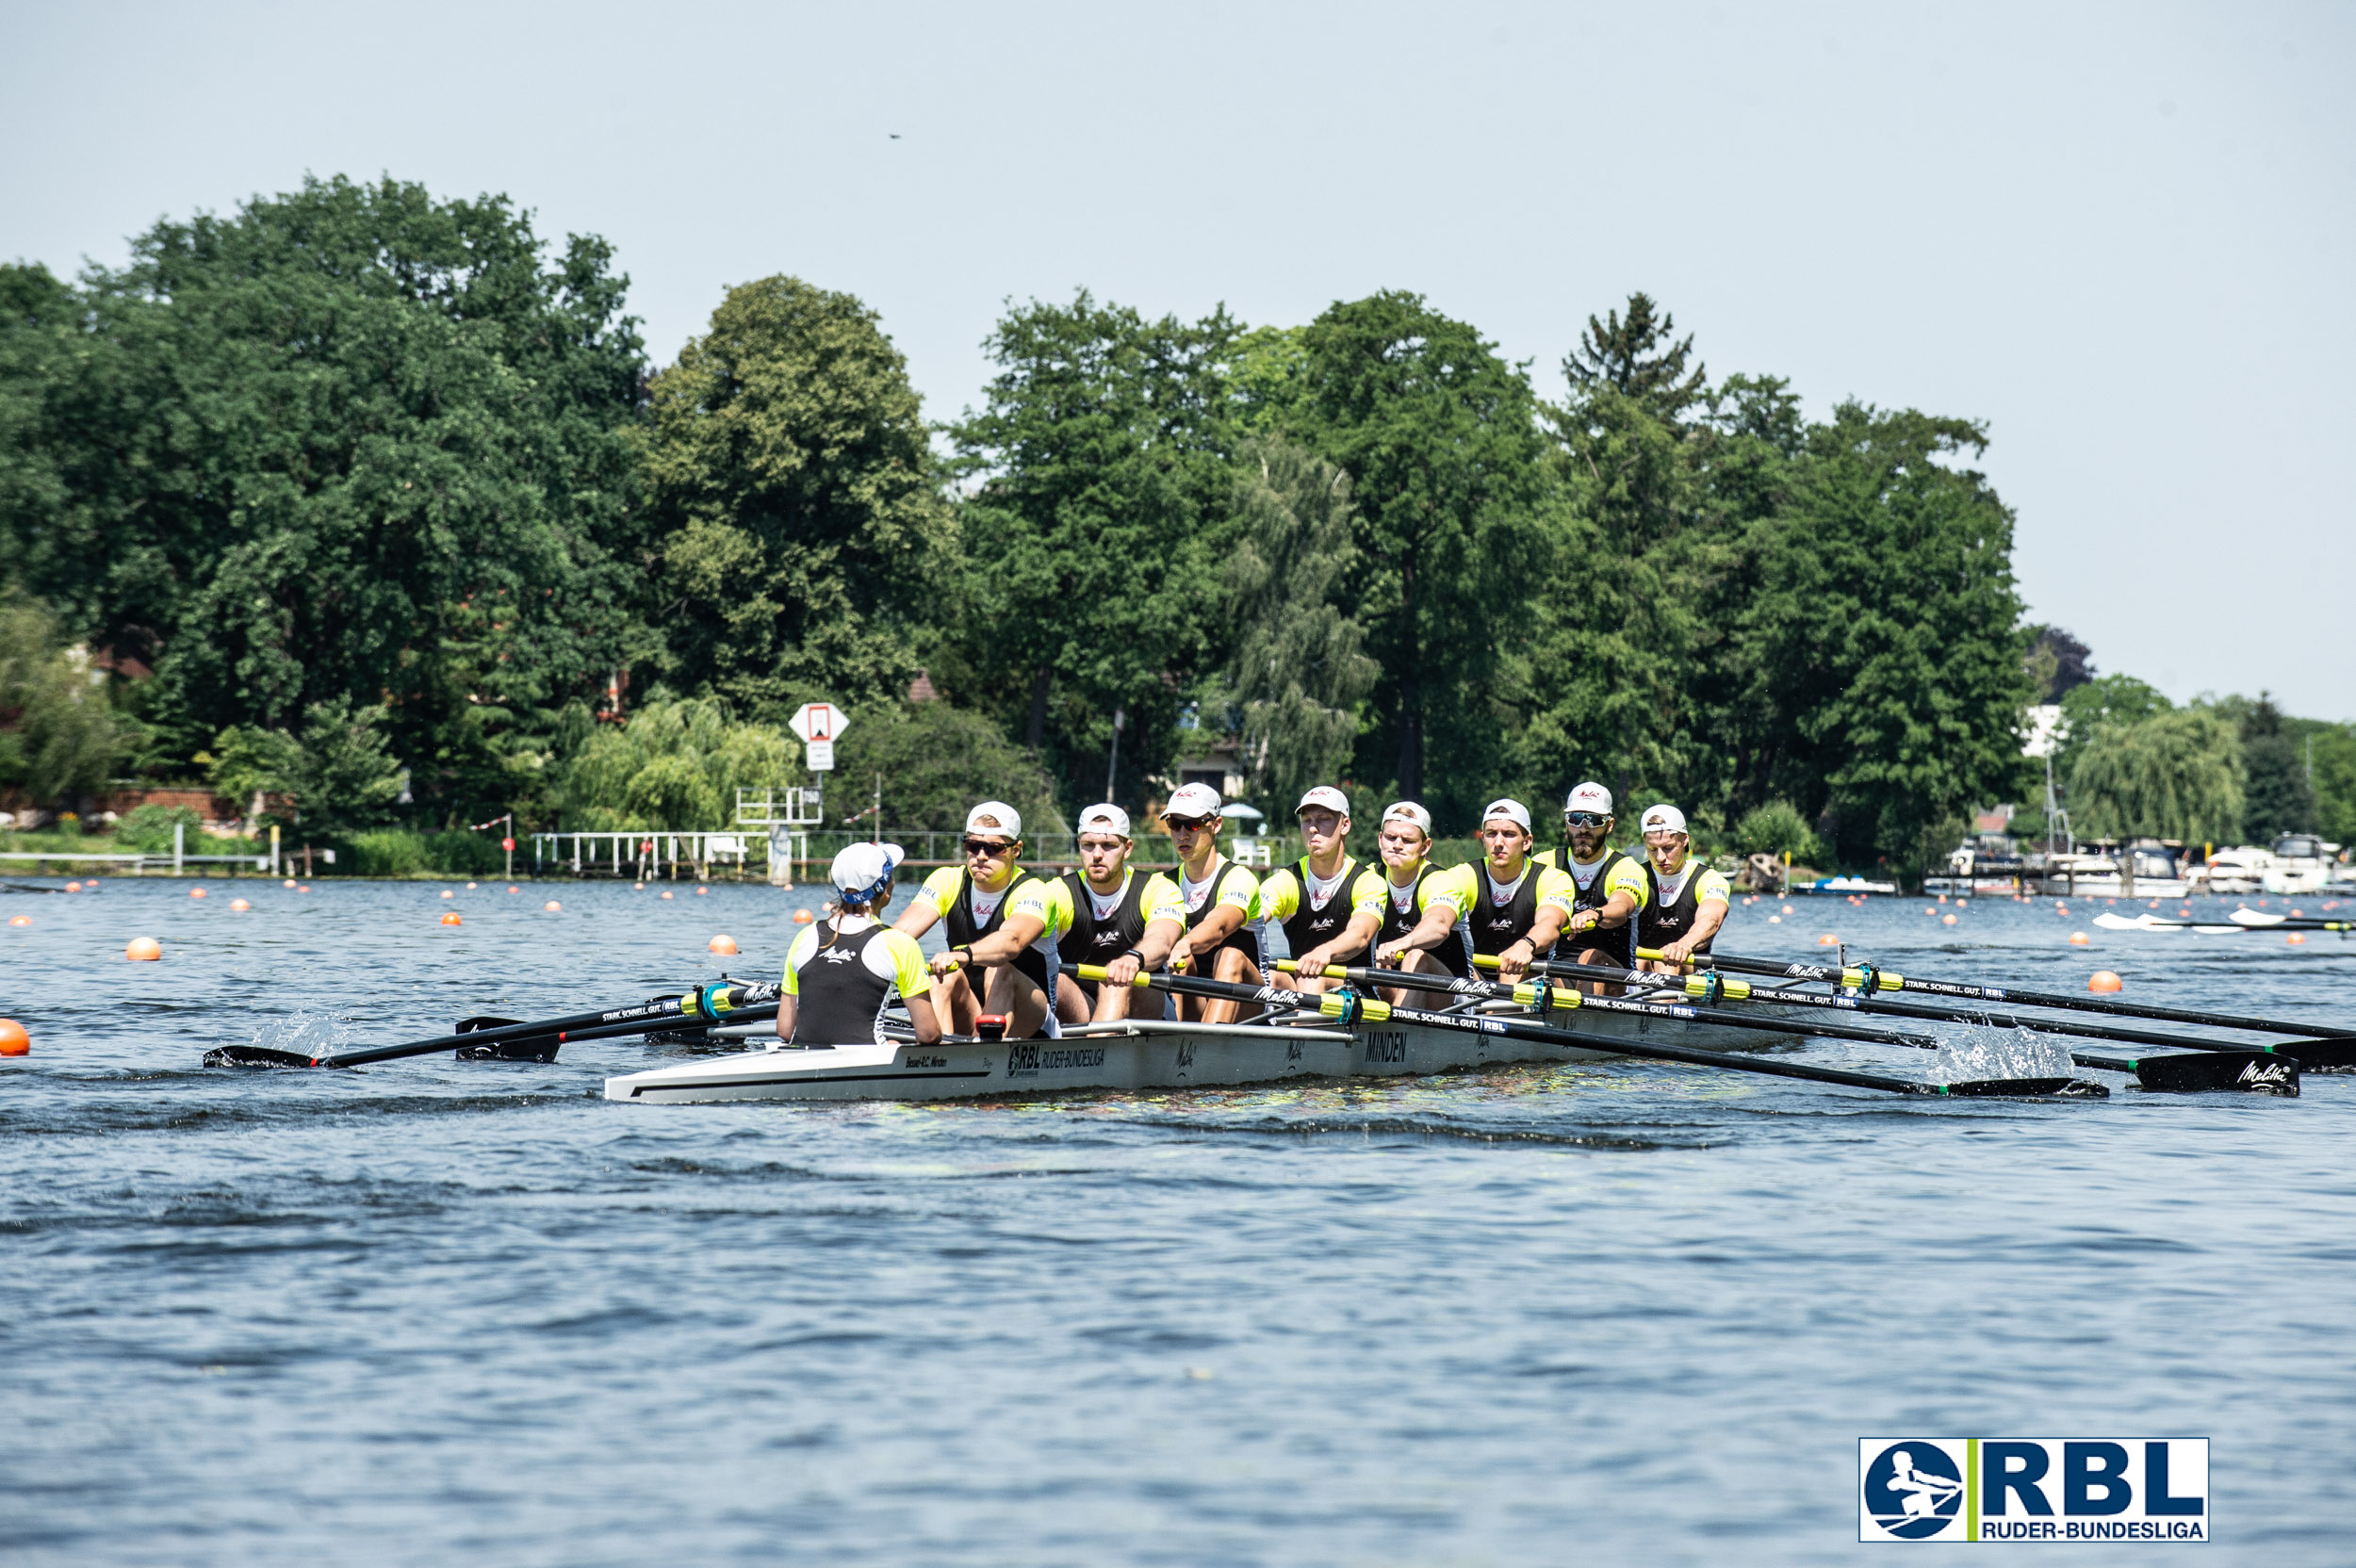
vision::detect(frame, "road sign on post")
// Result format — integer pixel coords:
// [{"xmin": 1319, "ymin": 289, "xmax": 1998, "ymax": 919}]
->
[{"xmin": 789, "ymin": 702, "xmax": 845, "ymax": 773}]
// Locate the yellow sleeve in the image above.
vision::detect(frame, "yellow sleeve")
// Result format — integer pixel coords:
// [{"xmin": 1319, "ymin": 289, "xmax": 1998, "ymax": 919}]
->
[
  {"xmin": 914, "ymin": 866, "xmax": 962, "ymax": 917},
  {"xmin": 1530, "ymin": 847, "xmax": 1562, "ymax": 871},
  {"xmin": 1423, "ymin": 863, "xmax": 1475, "ymax": 917},
  {"xmin": 1217, "ymin": 863, "xmax": 1260, "ymax": 916},
  {"xmin": 1605, "ymin": 856, "xmax": 1650, "ymax": 910},
  {"xmin": 1139, "ymin": 873, "xmax": 1186, "ymax": 925},
  {"xmin": 880, "ymin": 929, "xmax": 932, "ymax": 998},
  {"xmin": 1534, "ymin": 866, "xmax": 1579, "ymax": 916},
  {"xmin": 1693, "ymin": 869, "xmax": 1732, "ymax": 906},
  {"xmin": 1347, "ymin": 862, "xmax": 1387, "ymax": 920},
  {"xmin": 1259, "ymin": 867, "xmax": 1301, "ymax": 923},
  {"xmin": 781, "ymin": 924, "xmax": 819, "ymax": 996},
  {"xmin": 1007, "ymin": 874, "xmax": 1070, "ymax": 939}
]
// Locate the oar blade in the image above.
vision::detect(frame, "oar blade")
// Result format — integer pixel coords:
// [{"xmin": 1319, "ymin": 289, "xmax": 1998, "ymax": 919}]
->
[
  {"xmin": 2092, "ymin": 912, "xmax": 2161, "ymax": 932},
  {"xmin": 2228, "ymin": 909, "xmax": 2285, "ymax": 927},
  {"xmin": 1938, "ymin": 1077, "xmax": 2110, "ymax": 1098},
  {"xmin": 202, "ymin": 1044, "xmax": 324, "ymax": 1070},
  {"xmin": 451, "ymin": 1016, "xmax": 558, "ymax": 1063},
  {"xmin": 2272, "ymin": 1037, "xmax": 2356, "ymax": 1070},
  {"xmin": 2130, "ymin": 1050, "xmax": 2299, "ymax": 1095}
]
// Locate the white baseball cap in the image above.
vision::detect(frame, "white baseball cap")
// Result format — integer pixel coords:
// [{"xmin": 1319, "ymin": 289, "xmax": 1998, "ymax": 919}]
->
[
  {"xmin": 829, "ymin": 841, "xmax": 904, "ymax": 901},
  {"xmin": 1077, "ymin": 803, "xmax": 1132, "ymax": 838},
  {"xmin": 1296, "ymin": 785, "xmax": 1350, "ymax": 815},
  {"xmin": 1564, "ymin": 781, "xmax": 1614, "ymax": 816},
  {"xmin": 1381, "ymin": 800, "xmax": 1433, "ymax": 836},
  {"xmin": 1481, "ymin": 798, "xmax": 1532, "ymax": 832},
  {"xmin": 963, "ymin": 801, "xmax": 1023, "ymax": 840},
  {"xmin": 1163, "ymin": 782, "xmax": 1223, "ymax": 821},
  {"xmin": 1640, "ymin": 803, "xmax": 1688, "ymax": 835}
]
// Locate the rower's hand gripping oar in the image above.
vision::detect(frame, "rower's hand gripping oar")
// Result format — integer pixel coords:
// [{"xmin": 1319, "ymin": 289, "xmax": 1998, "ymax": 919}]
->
[
  {"xmin": 1432, "ymin": 956, "xmax": 2298, "ymax": 1096},
  {"xmin": 1642, "ymin": 946, "xmax": 2356, "ymax": 1069},
  {"xmin": 202, "ymin": 981, "xmax": 780, "ymax": 1070},
  {"xmin": 1085, "ymin": 964, "xmax": 2106, "ymax": 1099}
]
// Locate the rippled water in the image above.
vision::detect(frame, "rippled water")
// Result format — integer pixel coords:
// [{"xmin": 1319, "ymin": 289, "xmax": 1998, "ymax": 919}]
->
[{"xmin": 5, "ymin": 877, "xmax": 2354, "ymax": 1563}]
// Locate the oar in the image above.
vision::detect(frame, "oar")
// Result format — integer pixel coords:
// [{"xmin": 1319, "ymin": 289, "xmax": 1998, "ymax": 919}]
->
[
  {"xmin": 1079, "ymin": 965, "xmax": 2106, "ymax": 1099},
  {"xmin": 1643, "ymin": 947, "xmax": 2356, "ymax": 1068},
  {"xmin": 2227, "ymin": 909, "xmax": 2351, "ymax": 931},
  {"xmin": 2092, "ymin": 911, "xmax": 2350, "ymax": 934},
  {"xmin": 202, "ymin": 981, "xmax": 780, "ymax": 1070},
  {"xmin": 1417, "ymin": 957, "xmax": 2296, "ymax": 1096}
]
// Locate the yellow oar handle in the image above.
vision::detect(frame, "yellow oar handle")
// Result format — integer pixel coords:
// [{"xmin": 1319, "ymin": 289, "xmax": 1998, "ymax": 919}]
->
[
  {"xmin": 1632, "ymin": 946, "xmax": 1906, "ymax": 992},
  {"xmin": 1074, "ymin": 963, "xmax": 1153, "ymax": 988}
]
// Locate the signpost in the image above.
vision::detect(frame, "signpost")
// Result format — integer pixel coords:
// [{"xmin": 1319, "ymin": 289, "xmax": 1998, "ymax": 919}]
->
[{"xmin": 789, "ymin": 702, "xmax": 845, "ymax": 774}]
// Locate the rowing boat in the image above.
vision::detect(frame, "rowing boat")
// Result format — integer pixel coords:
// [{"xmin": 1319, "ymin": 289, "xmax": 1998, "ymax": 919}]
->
[{"xmin": 603, "ymin": 1000, "xmax": 1802, "ymax": 1103}]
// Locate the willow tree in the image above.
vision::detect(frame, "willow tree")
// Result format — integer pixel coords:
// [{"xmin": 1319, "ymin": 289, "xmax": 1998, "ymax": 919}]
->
[
  {"xmin": 550, "ymin": 698, "xmax": 794, "ymax": 831},
  {"xmin": 2069, "ymin": 708, "xmax": 2243, "ymax": 842}
]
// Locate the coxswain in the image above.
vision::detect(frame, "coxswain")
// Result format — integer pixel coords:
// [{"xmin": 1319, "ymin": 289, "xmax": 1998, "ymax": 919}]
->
[
  {"xmin": 1258, "ymin": 786, "xmax": 1385, "ymax": 994},
  {"xmin": 1383, "ymin": 798, "xmax": 1571, "ymax": 983},
  {"xmin": 1547, "ymin": 781, "xmax": 1651, "ymax": 991},
  {"xmin": 777, "ymin": 842, "xmax": 941, "ymax": 1047},
  {"xmin": 1055, "ymin": 803, "xmax": 1186, "ymax": 1023},
  {"xmin": 895, "ymin": 801, "xmax": 1070, "ymax": 1038},
  {"xmin": 1161, "ymin": 781, "xmax": 1266, "ymax": 1023},
  {"xmin": 1366, "ymin": 800, "xmax": 1476, "ymax": 1004},
  {"xmin": 1633, "ymin": 804, "xmax": 1731, "ymax": 972}
]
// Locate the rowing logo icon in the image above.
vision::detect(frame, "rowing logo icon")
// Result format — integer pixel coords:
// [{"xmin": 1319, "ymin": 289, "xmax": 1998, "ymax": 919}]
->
[{"xmin": 1862, "ymin": 1441, "xmax": 1965, "ymax": 1540}]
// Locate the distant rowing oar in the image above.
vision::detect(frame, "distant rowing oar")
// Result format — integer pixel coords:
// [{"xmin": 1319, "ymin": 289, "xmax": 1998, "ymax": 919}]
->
[
  {"xmin": 1644, "ymin": 947, "xmax": 2356, "ymax": 1069},
  {"xmin": 203, "ymin": 982, "xmax": 780, "ymax": 1070},
  {"xmin": 2226, "ymin": 908, "xmax": 2353, "ymax": 931},
  {"xmin": 2093, "ymin": 911, "xmax": 2351, "ymax": 935},
  {"xmin": 1082, "ymin": 965, "xmax": 2106, "ymax": 1099},
  {"xmin": 1434, "ymin": 957, "xmax": 2296, "ymax": 1096}
]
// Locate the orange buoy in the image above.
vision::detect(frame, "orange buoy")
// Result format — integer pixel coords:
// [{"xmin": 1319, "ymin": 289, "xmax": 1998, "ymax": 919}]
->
[
  {"xmin": 660, "ymin": 890, "xmax": 675, "ymax": 901},
  {"xmin": 189, "ymin": 887, "xmax": 207, "ymax": 899},
  {"xmin": 543, "ymin": 900, "xmax": 562, "ymax": 912},
  {"xmin": 1767, "ymin": 915, "xmax": 1782, "ymax": 924},
  {"xmin": 634, "ymin": 882, "xmax": 646, "ymax": 890},
  {"xmin": 1941, "ymin": 913, "xmax": 1958, "ymax": 925},
  {"xmin": 1938, "ymin": 893, "xmax": 1948, "ymax": 904},
  {"xmin": 440, "ymin": 890, "xmax": 454, "ymax": 899},
  {"xmin": 2069, "ymin": 931, "xmax": 2090, "ymax": 945},
  {"xmin": 283, "ymin": 878, "xmax": 297, "ymax": 889},
  {"xmin": 793, "ymin": 908, "xmax": 814, "ymax": 924},
  {"xmin": 507, "ymin": 886, "xmax": 519, "ymax": 893},
  {"xmin": 440, "ymin": 912, "xmax": 463, "ymax": 926},
  {"xmin": 2088, "ymin": 970, "xmax": 2123, "ymax": 993},
  {"xmin": 709, "ymin": 934, "xmax": 739, "ymax": 955},
  {"xmin": 126, "ymin": 937, "xmax": 161, "ymax": 961},
  {"xmin": 1924, "ymin": 906, "xmax": 1937, "ymax": 916},
  {"xmin": 0, "ymin": 1019, "xmax": 27, "ymax": 1056},
  {"xmin": 466, "ymin": 882, "xmax": 478, "ymax": 890},
  {"xmin": 229, "ymin": 898, "xmax": 251, "ymax": 911},
  {"xmin": 696, "ymin": 887, "xmax": 710, "ymax": 896},
  {"xmin": 298, "ymin": 885, "xmax": 311, "ymax": 892},
  {"xmin": 7, "ymin": 914, "xmax": 28, "ymax": 927},
  {"xmin": 2290, "ymin": 908, "xmax": 2305, "ymax": 919},
  {"xmin": 65, "ymin": 880, "xmax": 82, "ymax": 892},
  {"xmin": 1817, "ymin": 933, "xmax": 1840, "ymax": 946},
  {"xmin": 2287, "ymin": 933, "xmax": 2307, "ymax": 946}
]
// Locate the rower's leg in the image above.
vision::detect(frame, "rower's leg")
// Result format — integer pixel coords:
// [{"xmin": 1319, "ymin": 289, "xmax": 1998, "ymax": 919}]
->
[
  {"xmin": 983, "ymin": 963, "xmax": 1052, "ymax": 1039},
  {"xmin": 930, "ymin": 965, "xmax": 982, "ymax": 1035},
  {"xmin": 1382, "ymin": 948, "xmax": 1448, "ymax": 1007},
  {"xmin": 1572, "ymin": 949, "xmax": 1625, "ymax": 997},
  {"xmin": 1055, "ymin": 977, "xmax": 1094, "ymax": 1028},
  {"xmin": 1092, "ymin": 979, "xmax": 1134, "ymax": 1022},
  {"xmin": 1200, "ymin": 947, "xmax": 1261, "ymax": 1024}
]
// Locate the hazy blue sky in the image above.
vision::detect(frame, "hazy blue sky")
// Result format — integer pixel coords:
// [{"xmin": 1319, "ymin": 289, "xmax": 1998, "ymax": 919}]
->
[{"xmin": 6, "ymin": 1, "xmax": 2349, "ymax": 717}]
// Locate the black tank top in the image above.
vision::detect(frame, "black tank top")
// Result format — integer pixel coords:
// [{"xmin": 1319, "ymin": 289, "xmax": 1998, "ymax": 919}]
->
[
  {"xmin": 1276, "ymin": 856, "xmax": 1372, "ymax": 964},
  {"xmin": 1561, "ymin": 848, "xmax": 1642, "ymax": 971},
  {"xmin": 1060, "ymin": 868, "xmax": 1151, "ymax": 966},
  {"xmin": 1377, "ymin": 863, "xmax": 1473, "ymax": 979},
  {"xmin": 1637, "ymin": 860, "xmax": 1717, "ymax": 956},
  {"xmin": 1467, "ymin": 861, "xmax": 1557, "ymax": 959},
  {"xmin": 791, "ymin": 921, "xmax": 898, "ymax": 1046},
  {"xmin": 1179, "ymin": 858, "xmax": 1265, "ymax": 971},
  {"xmin": 944, "ymin": 868, "xmax": 1052, "ymax": 991}
]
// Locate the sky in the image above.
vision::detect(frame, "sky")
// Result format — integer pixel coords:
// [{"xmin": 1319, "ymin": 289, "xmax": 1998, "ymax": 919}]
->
[{"xmin": 4, "ymin": 0, "xmax": 2349, "ymax": 718}]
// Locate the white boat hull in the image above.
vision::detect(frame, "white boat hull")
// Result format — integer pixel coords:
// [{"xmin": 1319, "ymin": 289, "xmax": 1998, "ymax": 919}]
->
[{"xmin": 603, "ymin": 1007, "xmax": 1798, "ymax": 1104}]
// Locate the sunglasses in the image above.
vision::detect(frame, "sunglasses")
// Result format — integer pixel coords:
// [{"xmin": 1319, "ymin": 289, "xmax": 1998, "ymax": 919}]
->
[
  {"xmin": 962, "ymin": 838, "xmax": 1016, "ymax": 858},
  {"xmin": 1165, "ymin": 815, "xmax": 1217, "ymax": 833},
  {"xmin": 1564, "ymin": 812, "xmax": 1610, "ymax": 828}
]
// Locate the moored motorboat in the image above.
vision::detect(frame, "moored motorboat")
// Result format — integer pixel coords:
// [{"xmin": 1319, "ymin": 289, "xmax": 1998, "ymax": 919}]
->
[{"xmin": 2260, "ymin": 835, "xmax": 2342, "ymax": 896}]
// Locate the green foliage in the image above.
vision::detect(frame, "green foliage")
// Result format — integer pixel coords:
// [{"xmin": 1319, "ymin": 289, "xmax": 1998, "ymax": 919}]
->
[
  {"xmin": 205, "ymin": 698, "xmax": 402, "ymax": 836},
  {"xmin": 2068, "ymin": 708, "xmax": 2244, "ymax": 842},
  {"xmin": 551, "ymin": 697, "xmax": 793, "ymax": 831},
  {"xmin": 2308, "ymin": 724, "xmax": 2356, "ymax": 844},
  {"xmin": 0, "ymin": 175, "xmax": 648, "ymax": 801},
  {"xmin": 1732, "ymin": 800, "xmax": 1824, "ymax": 862},
  {"xmin": 347, "ymin": 829, "xmax": 429, "ymax": 877},
  {"xmin": 834, "ymin": 698, "xmax": 1061, "ymax": 834},
  {"xmin": 640, "ymin": 276, "xmax": 957, "ymax": 716},
  {"xmin": 422, "ymin": 828, "xmax": 503, "ymax": 875},
  {"xmin": 114, "ymin": 803, "xmax": 203, "ymax": 853},
  {"xmin": 950, "ymin": 292, "xmax": 1241, "ymax": 807},
  {"xmin": 0, "ymin": 596, "xmax": 131, "ymax": 803},
  {"xmin": 1222, "ymin": 439, "xmax": 1376, "ymax": 811},
  {"xmin": 2227, "ymin": 694, "xmax": 2318, "ymax": 839},
  {"xmin": 2054, "ymin": 674, "xmax": 2171, "ymax": 782},
  {"xmin": 2024, "ymin": 625, "xmax": 2094, "ymax": 703}
]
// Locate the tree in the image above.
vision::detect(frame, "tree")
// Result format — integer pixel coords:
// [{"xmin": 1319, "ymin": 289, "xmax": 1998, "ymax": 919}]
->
[
  {"xmin": 2231, "ymin": 694, "xmax": 2317, "ymax": 839},
  {"xmin": 951, "ymin": 292, "xmax": 1241, "ymax": 808},
  {"xmin": 2053, "ymin": 673, "xmax": 2170, "ymax": 783},
  {"xmin": 204, "ymin": 697, "xmax": 405, "ymax": 837},
  {"xmin": 0, "ymin": 176, "xmax": 649, "ymax": 806},
  {"xmin": 0, "ymin": 596, "xmax": 131, "ymax": 806},
  {"xmin": 832, "ymin": 697, "xmax": 1062, "ymax": 834},
  {"xmin": 2024, "ymin": 625, "xmax": 2094, "ymax": 703},
  {"xmin": 1286, "ymin": 290, "xmax": 1551, "ymax": 819},
  {"xmin": 1222, "ymin": 439, "xmax": 1377, "ymax": 809},
  {"xmin": 640, "ymin": 276, "xmax": 958, "ymax": 716},
  {"xmin": 2070, "ymin": 708, "xmax": 2243, "ymax": 842},
  {"xmin": 551, "ymin": 698, "xmax": 794, "ymax": 831}
]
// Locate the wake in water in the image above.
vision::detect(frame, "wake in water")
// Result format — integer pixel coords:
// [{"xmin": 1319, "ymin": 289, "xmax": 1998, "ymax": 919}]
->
[
  {"xmin": 1927, "ymin": 1021, "xmax": 2075, "ymax": 1083},
  {"xmin": 243, "ymin": 1013, "xmax": 362, "ymax": 1060}
]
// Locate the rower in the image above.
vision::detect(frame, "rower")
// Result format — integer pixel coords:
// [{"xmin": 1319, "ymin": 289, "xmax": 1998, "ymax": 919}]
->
[
  {"xmin": 1262, "ymin": 786, "xmax": 1385, "ymax": 995},
  {"xmin": 1366, "ymin": 800, "xmax": 1476, "ymax": 1004},
  {"xmin": 777, "ymin": 842, "xmax": 941, "ymax": 1047},
  {"xmin": 1055, "ymin": 803, "xmax": 1186, "ymax": 1024},
  {"xmin": 895, "ymin": 801, "xmax": 1069, "ymax": 1038},
  {"xmin": 1634, "ymin": 803, "xmax": 1732, "ymax": 973},
  {"xmin": 1550, "ymin": 781, "xmax": 1650, "ymax": 992},
  {"xmin": 1162, "ymin": 781, "xmax": 1266, "ymax": 1023},
  {"xmin": 1384, "ymin": 798, "xmax": 1571, "ymax": 982}
]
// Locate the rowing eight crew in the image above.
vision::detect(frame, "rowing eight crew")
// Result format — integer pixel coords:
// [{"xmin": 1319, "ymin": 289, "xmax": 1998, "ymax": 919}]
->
[{"xmin": 780, "ymin": 783, "xmax": 1733, "ymax": 1048}]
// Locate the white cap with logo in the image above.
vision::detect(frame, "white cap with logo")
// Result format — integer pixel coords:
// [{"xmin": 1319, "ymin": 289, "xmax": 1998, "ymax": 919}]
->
[
  {"xmin": 1564, "ymin": 781, "xmax": 1614, "ymax": 816},
  {"xmin": 1296, "ymin": 785, "xmax": 1350, "ymax": 816},
  {"xmin": 1077, "ymin": 803, "xmax": 1132, "ymax": 838},
  {"xmin": 1381, "ymin": 800, "xmax": 1433, "ymax": 836},
  {"xmin": 829, "ymin": 841, "xmax": 905, "ymax": 902},
  {"xmin": 1640, "ymin": 803, "xmax": 1688, "ymax": 836},
  {"xmin": 963, "ymin": 801, "xmax": 1023, "ymax": 841},
  {"xmin": 1481, "ymin": 798, "xmax": 1533, "ymax": 833},
  {"xmin": 1163, "ymin": 782, "xmax": 1223, "ymax": 821}
]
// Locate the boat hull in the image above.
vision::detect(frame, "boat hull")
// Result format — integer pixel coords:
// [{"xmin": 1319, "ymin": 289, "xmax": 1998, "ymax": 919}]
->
[{"xmin": 603, "ymin": 1006, "xmax": 1797, "ymax": 1104}]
